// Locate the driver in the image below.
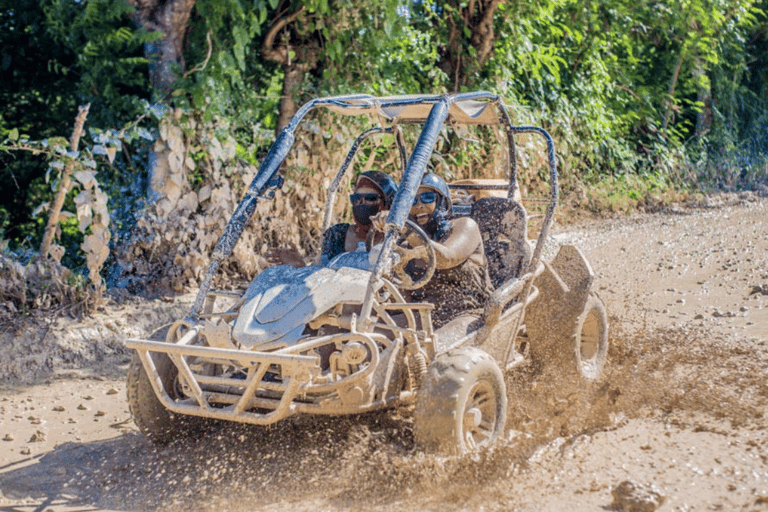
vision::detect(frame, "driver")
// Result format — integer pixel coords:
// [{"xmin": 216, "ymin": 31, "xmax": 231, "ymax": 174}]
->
[
  {"xmin": 373, "ymin": 173, "xmax": 493, "ymax": 330},
  {"xmin": 267, "ymin": 170, "xmax": 398, "ymax": 267}
]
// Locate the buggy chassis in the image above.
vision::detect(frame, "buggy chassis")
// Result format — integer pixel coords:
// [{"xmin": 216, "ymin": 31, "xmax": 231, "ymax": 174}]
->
[{"xmin": 125, "ymin": 92, "xmax": 607, "ymax": 452}]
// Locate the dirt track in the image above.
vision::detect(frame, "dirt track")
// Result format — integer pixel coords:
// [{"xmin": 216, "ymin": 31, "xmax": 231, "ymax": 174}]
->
[{"xmin": 1, "ymin": 194, "xmax": 767, "ymax": 511}]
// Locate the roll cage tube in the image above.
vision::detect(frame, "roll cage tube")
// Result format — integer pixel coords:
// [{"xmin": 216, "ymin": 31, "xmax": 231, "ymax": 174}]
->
[
  {"xmin": 359, "ymin": 98, "xmax": 451, "ymax": 324},
  {"xmin": 385, "ymin": 98, "xmax": 450, "ymax": 230},
  {"xmin": 503, "ymin": 125, "xmax": 558, "ymax": 368},
  {"xmin": 509, "ymin": 125, "xmax": 558, "ymax": 272},
  {"xmin": 189, "ymin": 94, "xmax": 373, "ymax": 318},
  {"xmin": 494, "ymin": 98, "xmax": 519, "ymax": 199},
  {"xmin": 189, "ymin": 128, "xmax": 293, "ymax": 318}
]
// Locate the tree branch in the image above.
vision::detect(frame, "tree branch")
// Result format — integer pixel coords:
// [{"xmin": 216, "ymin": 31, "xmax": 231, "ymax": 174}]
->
[
  {"xmin": 183, "ymin": 30, "xmax": 213, "ymax": 77},
  {"xmin": 39, "ymin": 104, "xmax": 90, "ymax": 261},
  {"xmin": 262, "ymin": 7, "xmax": 306, "ymax": 63}
]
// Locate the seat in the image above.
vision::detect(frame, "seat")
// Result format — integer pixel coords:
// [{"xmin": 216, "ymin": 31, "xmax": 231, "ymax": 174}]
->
[{"xmin": 471, "ymin": 197, "xmax": 532, "ymax": 288}]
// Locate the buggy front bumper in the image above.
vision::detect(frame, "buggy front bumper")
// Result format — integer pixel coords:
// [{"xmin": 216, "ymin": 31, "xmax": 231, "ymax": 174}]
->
[{"xmin": 125, "ymin": 329, "xmax": 405, "ymax": 426}]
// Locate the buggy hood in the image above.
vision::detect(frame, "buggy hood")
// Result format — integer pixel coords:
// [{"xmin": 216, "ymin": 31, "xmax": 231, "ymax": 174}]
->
[{"xmin": 232, "ymin": 265, "xmax": 371, "ymax": 351}]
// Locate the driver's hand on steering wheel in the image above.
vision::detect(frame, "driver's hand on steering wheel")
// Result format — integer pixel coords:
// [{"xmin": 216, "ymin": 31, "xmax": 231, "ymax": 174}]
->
[
  {"xmin": 403, "ymin": 229, "xmax": 426, "ymax": 249},
  {"xmin": 392, "ymin": 244, "xmax": 423, "ymax": 263}
]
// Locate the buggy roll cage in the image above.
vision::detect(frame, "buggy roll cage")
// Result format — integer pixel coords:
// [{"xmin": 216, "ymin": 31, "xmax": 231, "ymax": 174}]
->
[{"xmin": 188, "ymin": 92, "xmax": 559, "ymax": 326}]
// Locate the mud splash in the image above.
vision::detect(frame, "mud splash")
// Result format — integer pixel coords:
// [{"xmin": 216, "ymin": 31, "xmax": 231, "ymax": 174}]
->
[{"xmin": 7, "ymin": 320, "xmax": 760, "ymax": 512}]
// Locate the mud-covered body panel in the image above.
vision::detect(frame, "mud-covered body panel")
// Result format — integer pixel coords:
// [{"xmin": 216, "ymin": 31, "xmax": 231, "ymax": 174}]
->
[{"xmin": 232, "ymin": 265, "xmax": 371, "ymax": 350}]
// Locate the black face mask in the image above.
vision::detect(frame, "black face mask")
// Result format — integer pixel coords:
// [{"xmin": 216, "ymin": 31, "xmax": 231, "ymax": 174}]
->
[{"xmin": 353, "ymin": 204, "xmax": 379, "ymax": 225}]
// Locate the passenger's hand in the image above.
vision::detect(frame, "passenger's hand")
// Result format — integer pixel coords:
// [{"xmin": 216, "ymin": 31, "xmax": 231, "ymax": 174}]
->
[
  {"xmin": 264, "ymin": 243, "xmax": 306, "ymax": 268},
  {"xmin": 371, "ymin": 210, "xmax": 390, "ymax": 233}
]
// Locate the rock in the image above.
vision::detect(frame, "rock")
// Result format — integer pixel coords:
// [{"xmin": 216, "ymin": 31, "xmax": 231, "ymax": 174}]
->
[
  {"xmin": 28, "ymin": 430, "xmax": 46, "ymax": 442},
  {"xmin": 610, "ymin": 480, "xmax": 665, "ymax": 512}
]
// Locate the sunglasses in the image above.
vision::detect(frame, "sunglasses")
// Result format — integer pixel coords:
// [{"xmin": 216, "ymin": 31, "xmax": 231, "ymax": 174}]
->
[
  {"xmin": 350, "ymin": 193, "xmax": 383, "ymax": 205},
  {"xmin": 412, "ymin": 191, "xmax": 437, "ymax": 206}
]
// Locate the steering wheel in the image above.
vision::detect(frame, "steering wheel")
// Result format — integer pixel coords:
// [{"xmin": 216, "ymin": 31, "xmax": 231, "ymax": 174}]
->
[{"xmin": 389, "ymin": 220, "xmax": 437, "ymax": 290}]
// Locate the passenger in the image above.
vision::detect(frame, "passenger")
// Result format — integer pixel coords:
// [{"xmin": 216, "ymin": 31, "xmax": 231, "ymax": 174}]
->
[
  {"xmin": 266, "ymin": 170, "xmax": 398, "ymax": 267},
  {"xmin": 373, "ymin": 173, "xmax": 493, "ymax": 331}
]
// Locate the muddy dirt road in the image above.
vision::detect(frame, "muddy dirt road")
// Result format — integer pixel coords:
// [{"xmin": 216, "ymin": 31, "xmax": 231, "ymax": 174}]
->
[{"xmin": 1, "ymin": 194, "xmax": 767, "ymax": 511}]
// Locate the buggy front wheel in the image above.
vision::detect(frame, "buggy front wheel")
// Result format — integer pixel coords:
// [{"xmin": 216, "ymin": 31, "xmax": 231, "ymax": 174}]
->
[
  {"xmin": 126, "ymin": 325, "xmax": 202, "ymax": 444},
  {"xmin": 413, "ymin": 347, "xmax": 507, "ymax": 455}
]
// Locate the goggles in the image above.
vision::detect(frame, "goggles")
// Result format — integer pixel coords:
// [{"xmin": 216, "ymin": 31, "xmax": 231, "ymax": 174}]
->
[
  {"xmin": 412, "ymin": 191, "xmax": 437, "ymax": 206},
  {"xmin": 350, "ymin": 193, "xmax": 383, "ymax": 205}
]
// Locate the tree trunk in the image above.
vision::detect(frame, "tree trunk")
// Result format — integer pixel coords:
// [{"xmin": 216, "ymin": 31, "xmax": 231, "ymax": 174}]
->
[
  {"xmin": 694, "ymin": 57, "xmax": 712, "ymax": 137},
  {"xmin": 278, "ymin": 65, "xmax": 306, "ymax": 132},
  {"xmin": 663, "ymin": 49, "xmax": 685, "ymax": 135},
  {"xmin": 441, "ymin": 0, "xmax": 503, "ymax": 91},
  {"xmin": 127, "ymin": 0, "xmax": 196, "ymax": 99},
  {"xmin": 126, "ymin": 0, "xmax": 196, "ymax": 201},
  {"xmin": 262, "ymin": 7, "xmax": 321, "ymax": 134}
]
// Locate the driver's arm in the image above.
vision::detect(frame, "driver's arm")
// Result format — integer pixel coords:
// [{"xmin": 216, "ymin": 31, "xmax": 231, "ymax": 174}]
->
[
  {"xmin": 374, "ymin": 211, "xmax": 484, "ymax": 270},
  {"xmin": 425, "ymin": 217, "xmax": 484, "ymax": 269}
]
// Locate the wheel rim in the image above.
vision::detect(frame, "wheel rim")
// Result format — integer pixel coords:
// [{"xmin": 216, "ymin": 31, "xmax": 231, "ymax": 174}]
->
[
  {"xmin": 579, "ymin": 307, "xmax": 604, "ymax": 374},
  {"xmin": 462, "ymin": 380, "xmax": 499, "ymax": 450}
]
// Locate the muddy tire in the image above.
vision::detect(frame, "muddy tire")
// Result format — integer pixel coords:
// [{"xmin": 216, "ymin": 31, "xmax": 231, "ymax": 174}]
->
[
  {"xmin": 126, "ymin": 326, "xmax": 201, "ymax": 444},
  {"xmin": 569, "ymin": 293, "xmax": 609, "ymax": 381},
  {"xmin": 413, "ymin": 347, "xmax": 507, "ymax": 455}
]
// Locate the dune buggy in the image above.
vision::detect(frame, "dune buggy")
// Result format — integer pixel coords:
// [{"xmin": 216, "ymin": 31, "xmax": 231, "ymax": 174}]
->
[{"xmin": 125, "ymin": 92, "xmax": 609, "ymax": 454}]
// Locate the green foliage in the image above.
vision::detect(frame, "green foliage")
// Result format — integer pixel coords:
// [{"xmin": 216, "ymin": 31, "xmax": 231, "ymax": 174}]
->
[
  {"xmin": 332, "ymin": 24, "xmax": 449, "ymax": 95},
  {"xmin": 1, "ymin": 103, "xmax": 159, "ymax": 282},
  {"xmin": 474, "ymin": 0, "xmax": 767, "ymax": 195},
  {"xmin": 0, "ymin": 0, "xmax": 155, "ymax": 261},
  {"xmin": 42, "ymin": 0, "xmax": 155, "ymax": 126},
  {"xmin": 170, "ymin": 0, "xmax": 280, "ymax": 129},
  {"xmin": 693, "ymin": 0, "xmax": 768, "ymax": 190}
]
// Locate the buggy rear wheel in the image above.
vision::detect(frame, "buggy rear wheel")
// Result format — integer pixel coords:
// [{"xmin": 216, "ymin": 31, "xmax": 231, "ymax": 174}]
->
[
  {"xmin": 126, "ymin": 325, "xmax": 202, "ymax": 444},
  {"xmin": 413, "ymin": 347, "xmax": 507, "ymax": 455},
  {"xmin": 570, "ymin": 293, "xmax": 609, "ymax": 381}
]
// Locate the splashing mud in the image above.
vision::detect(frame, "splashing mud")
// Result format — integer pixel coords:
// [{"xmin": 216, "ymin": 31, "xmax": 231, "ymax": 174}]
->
[{"xmin": 2, "ymin": 195, "xmax": 767, "ymax": 511}]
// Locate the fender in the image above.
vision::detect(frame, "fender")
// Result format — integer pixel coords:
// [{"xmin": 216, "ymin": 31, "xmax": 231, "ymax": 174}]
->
[{"xmin": 526, "ymin": 244, "xmax": 594, "ymax": 341}]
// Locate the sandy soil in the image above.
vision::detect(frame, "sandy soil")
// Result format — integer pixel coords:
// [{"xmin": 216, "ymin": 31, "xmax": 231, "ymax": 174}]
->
[{"xmin": 1, "ymin": 194, "xmax": 767, "ymax": 512}]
